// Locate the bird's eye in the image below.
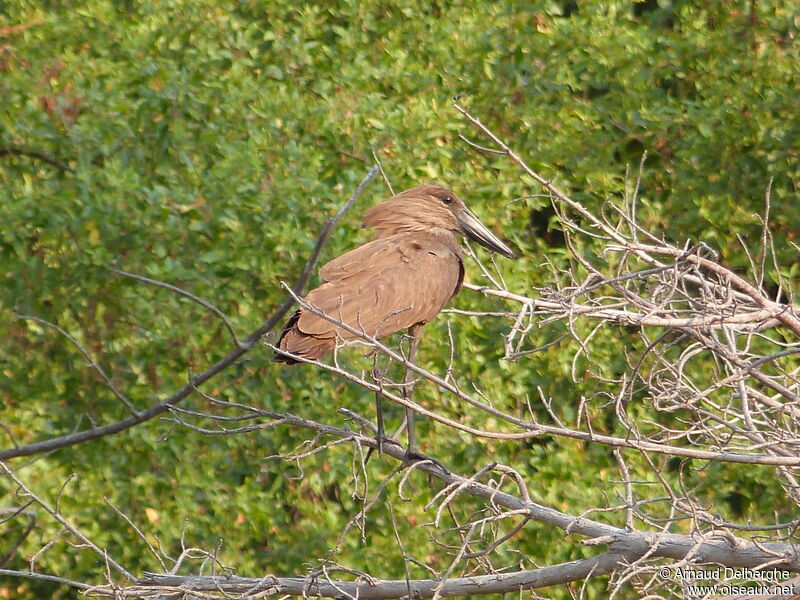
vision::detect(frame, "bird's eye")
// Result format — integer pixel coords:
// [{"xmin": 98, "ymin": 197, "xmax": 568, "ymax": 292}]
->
[{"xmin": 442, "ymin": 196, "xmax": 453, "ymax": 205}]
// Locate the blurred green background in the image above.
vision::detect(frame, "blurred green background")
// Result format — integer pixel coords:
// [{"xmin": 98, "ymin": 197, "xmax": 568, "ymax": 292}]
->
[{"xmin": 2, "ymin": 1, "xmax": 799, "ymax": 598}]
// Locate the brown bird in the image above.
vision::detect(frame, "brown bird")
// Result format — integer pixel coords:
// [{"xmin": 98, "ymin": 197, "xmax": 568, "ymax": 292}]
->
[{"xmin": 275, "ymin": 184, "xmax": 513, "ymax": 455}]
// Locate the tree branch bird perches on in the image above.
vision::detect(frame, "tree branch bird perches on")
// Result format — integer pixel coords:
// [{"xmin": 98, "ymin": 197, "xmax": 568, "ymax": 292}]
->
[{"xmin": 275, "ymin": 184, "xmax": 514, "ymax": 459}]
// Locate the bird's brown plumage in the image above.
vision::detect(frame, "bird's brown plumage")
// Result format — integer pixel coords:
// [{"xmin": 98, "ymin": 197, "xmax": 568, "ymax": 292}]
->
[{"xmin": 275, "ymin": 184, "xmax": 512, "ymax": 363}]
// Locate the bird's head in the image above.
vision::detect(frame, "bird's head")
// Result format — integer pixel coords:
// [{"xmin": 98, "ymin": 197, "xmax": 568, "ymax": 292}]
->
[{"xmin": 363, "ymin": 184, "xmax": 514, "ymax": 258}]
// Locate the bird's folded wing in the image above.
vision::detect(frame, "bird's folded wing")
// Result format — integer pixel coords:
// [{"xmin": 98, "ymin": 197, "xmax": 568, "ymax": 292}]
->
[
  {"xmin": 298, "ymin": 236, "xmax": 462, "ymax": 340},
  {"xmin": 318, "ymin": 237, "xmax": 401, "ymax": 282}
]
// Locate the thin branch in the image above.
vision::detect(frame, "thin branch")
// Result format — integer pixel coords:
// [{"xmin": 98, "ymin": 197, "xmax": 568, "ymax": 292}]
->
[
  {"xmin": 109, "ymin": 268, "xmax": 244, "ymax": 348},
  {"xmin": 0, "ymin": 145, "xmax": 74, "ymax": 173},
  {"xmin": 12, "ymin": 314, "xmax": 137, "ymax": 414},
  {"xmin": 0, "ymin": 506, "xmax": 36, "ymax": 567},
  {"xmin": 0, "ymin": 461, "xmax": 134, "ymax": 582},
  {"xmin": 269, "ymin": 300, "xmax": 800, "ymax": 466},
  {"xmin": 0, "ymin": 569, "xmax": 92, "ymax": 591}
]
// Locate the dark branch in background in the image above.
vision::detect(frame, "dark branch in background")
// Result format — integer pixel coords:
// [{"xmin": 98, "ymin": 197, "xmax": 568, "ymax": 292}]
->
[
  {"xmin": 0, "ymin": 507, "xmax": 36, "ymax": 568},
  {"xmin": 0, "ymin": 164, "xmax": 380, "ymax": 461},
  {"xmin": 0, "ymin": 569, "xmax": 92, "ymax": 591},
  {"xmin": 108, "ymin": 268, "xmax": 245, "ymax": 348},
  {"xmin": 11, "ymin": 314, "xmax": 137, "ymax": 415},
  {"xmin": 0, "ymin": 144, "xmax": 74, "ymax": 173}
]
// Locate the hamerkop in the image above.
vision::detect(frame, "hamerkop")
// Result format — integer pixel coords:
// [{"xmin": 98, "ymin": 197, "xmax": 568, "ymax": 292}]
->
[{"xmin": 275, "ymin": 184, "xmax": 513, "ymax": 456}]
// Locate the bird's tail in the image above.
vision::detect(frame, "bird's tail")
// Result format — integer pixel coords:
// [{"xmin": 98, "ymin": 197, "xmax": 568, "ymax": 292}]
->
[{"xmin": 273, "ymin": 310, "xmax": 334, "ymax": 364}]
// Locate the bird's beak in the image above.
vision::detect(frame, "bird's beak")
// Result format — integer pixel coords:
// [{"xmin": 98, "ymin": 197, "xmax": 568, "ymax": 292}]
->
[{"xmin": 458, "ymin": 209, "xmax": 514, "ymax": 258}]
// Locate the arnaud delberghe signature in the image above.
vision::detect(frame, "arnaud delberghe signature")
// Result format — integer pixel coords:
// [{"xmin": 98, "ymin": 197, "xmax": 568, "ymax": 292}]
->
[{"xmin": 672, "ymin": 567, "xmax": 791, "ymax": 582}]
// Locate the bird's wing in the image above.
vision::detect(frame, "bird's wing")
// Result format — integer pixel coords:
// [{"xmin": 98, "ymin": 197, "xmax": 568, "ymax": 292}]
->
[
  {"xmin": 297, "ymin": 234, "xmax": 462, "ymax": 340},
  {"xmin": 318, "ymin": 237, "xmax": 398, "ymax": 282}
]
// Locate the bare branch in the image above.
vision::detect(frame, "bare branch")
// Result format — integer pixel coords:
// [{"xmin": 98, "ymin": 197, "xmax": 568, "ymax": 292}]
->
[
  {"xmin": 0, "ymin": 569, "xmax": 92, "ymax": 591},
  {"xmin": 0, "ymin": 144, "xmax": 74, "ymax": 172},
  {"xmin": 12, "ymin": 314, "xmax": 137, "ymax": 414},
  {"xmin": 0, "ymin": 461, "xmax": 134, "ymax": 582},
  {"xmin": 89, "ymin": 552, "xmax": 639, "ymax": 598},
  {"xmin": 109, "ymin": 267, "xmax": 244, "ymax": 348}
]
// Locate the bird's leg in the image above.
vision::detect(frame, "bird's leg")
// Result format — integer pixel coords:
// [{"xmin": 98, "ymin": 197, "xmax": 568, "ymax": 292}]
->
[
  {"xmin": 368, "ymin": 357, "xmax": 401, "ymax": 460},
  {"xmin": 372, "ymin": 355, "xmax": 387, "ymax": 454},
  {"xmin": 403, "ymin": 324, "xmax": 423, "ymax": 456},
  {"xmin": 375, "ymin": 388, "xmax": 384, "ymax": 454},
  {"xmin": 402, "ymin": 325, "xmax": 447, "ymax": 473}
]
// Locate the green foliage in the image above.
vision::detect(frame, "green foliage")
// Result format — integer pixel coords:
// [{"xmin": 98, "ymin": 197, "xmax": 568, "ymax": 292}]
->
[{"xmin": 2, "ymin": 1, "xmax": 799, "ymax": 598}]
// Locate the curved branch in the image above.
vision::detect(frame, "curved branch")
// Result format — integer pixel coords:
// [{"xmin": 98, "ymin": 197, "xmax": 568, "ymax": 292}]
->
[
  {"xmin": 12, "ymin": 314, "xmax": 137, "ymax": 414},
  {"xmin": 0, "ymin": 145, "xmax": 74, "ymax": 173},
  {"xmin": 109, "ymin": 268, "xmax": 244, "ymax": 348}
]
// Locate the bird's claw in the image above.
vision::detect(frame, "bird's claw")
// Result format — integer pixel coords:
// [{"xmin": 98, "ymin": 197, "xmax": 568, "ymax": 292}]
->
[
  {"xmin": 363, "ymin": 436, "xmax": 403, "ymax": 466},
  {"xmin": 375, "ymin": 436, "xmax": 403, "ymax": 455}
]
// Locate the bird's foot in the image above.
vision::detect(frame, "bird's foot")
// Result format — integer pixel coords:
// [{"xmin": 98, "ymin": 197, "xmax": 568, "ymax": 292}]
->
[
  {"xmin": 375, "ymin": 435, "xmax": 403, "ymax": 455},
  {"xmin": 403, "ymin": 449, "xmax": 449, "ymax": 473},
  {"xmin": 363, "ymin": 436, "xmax": 403, "ymax": 465}
]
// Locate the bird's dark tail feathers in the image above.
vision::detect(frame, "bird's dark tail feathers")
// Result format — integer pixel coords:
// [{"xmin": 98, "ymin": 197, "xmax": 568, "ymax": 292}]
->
[{"xmin": 273, "ymin": 310, "xmax": 334, "ymax": 364}]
